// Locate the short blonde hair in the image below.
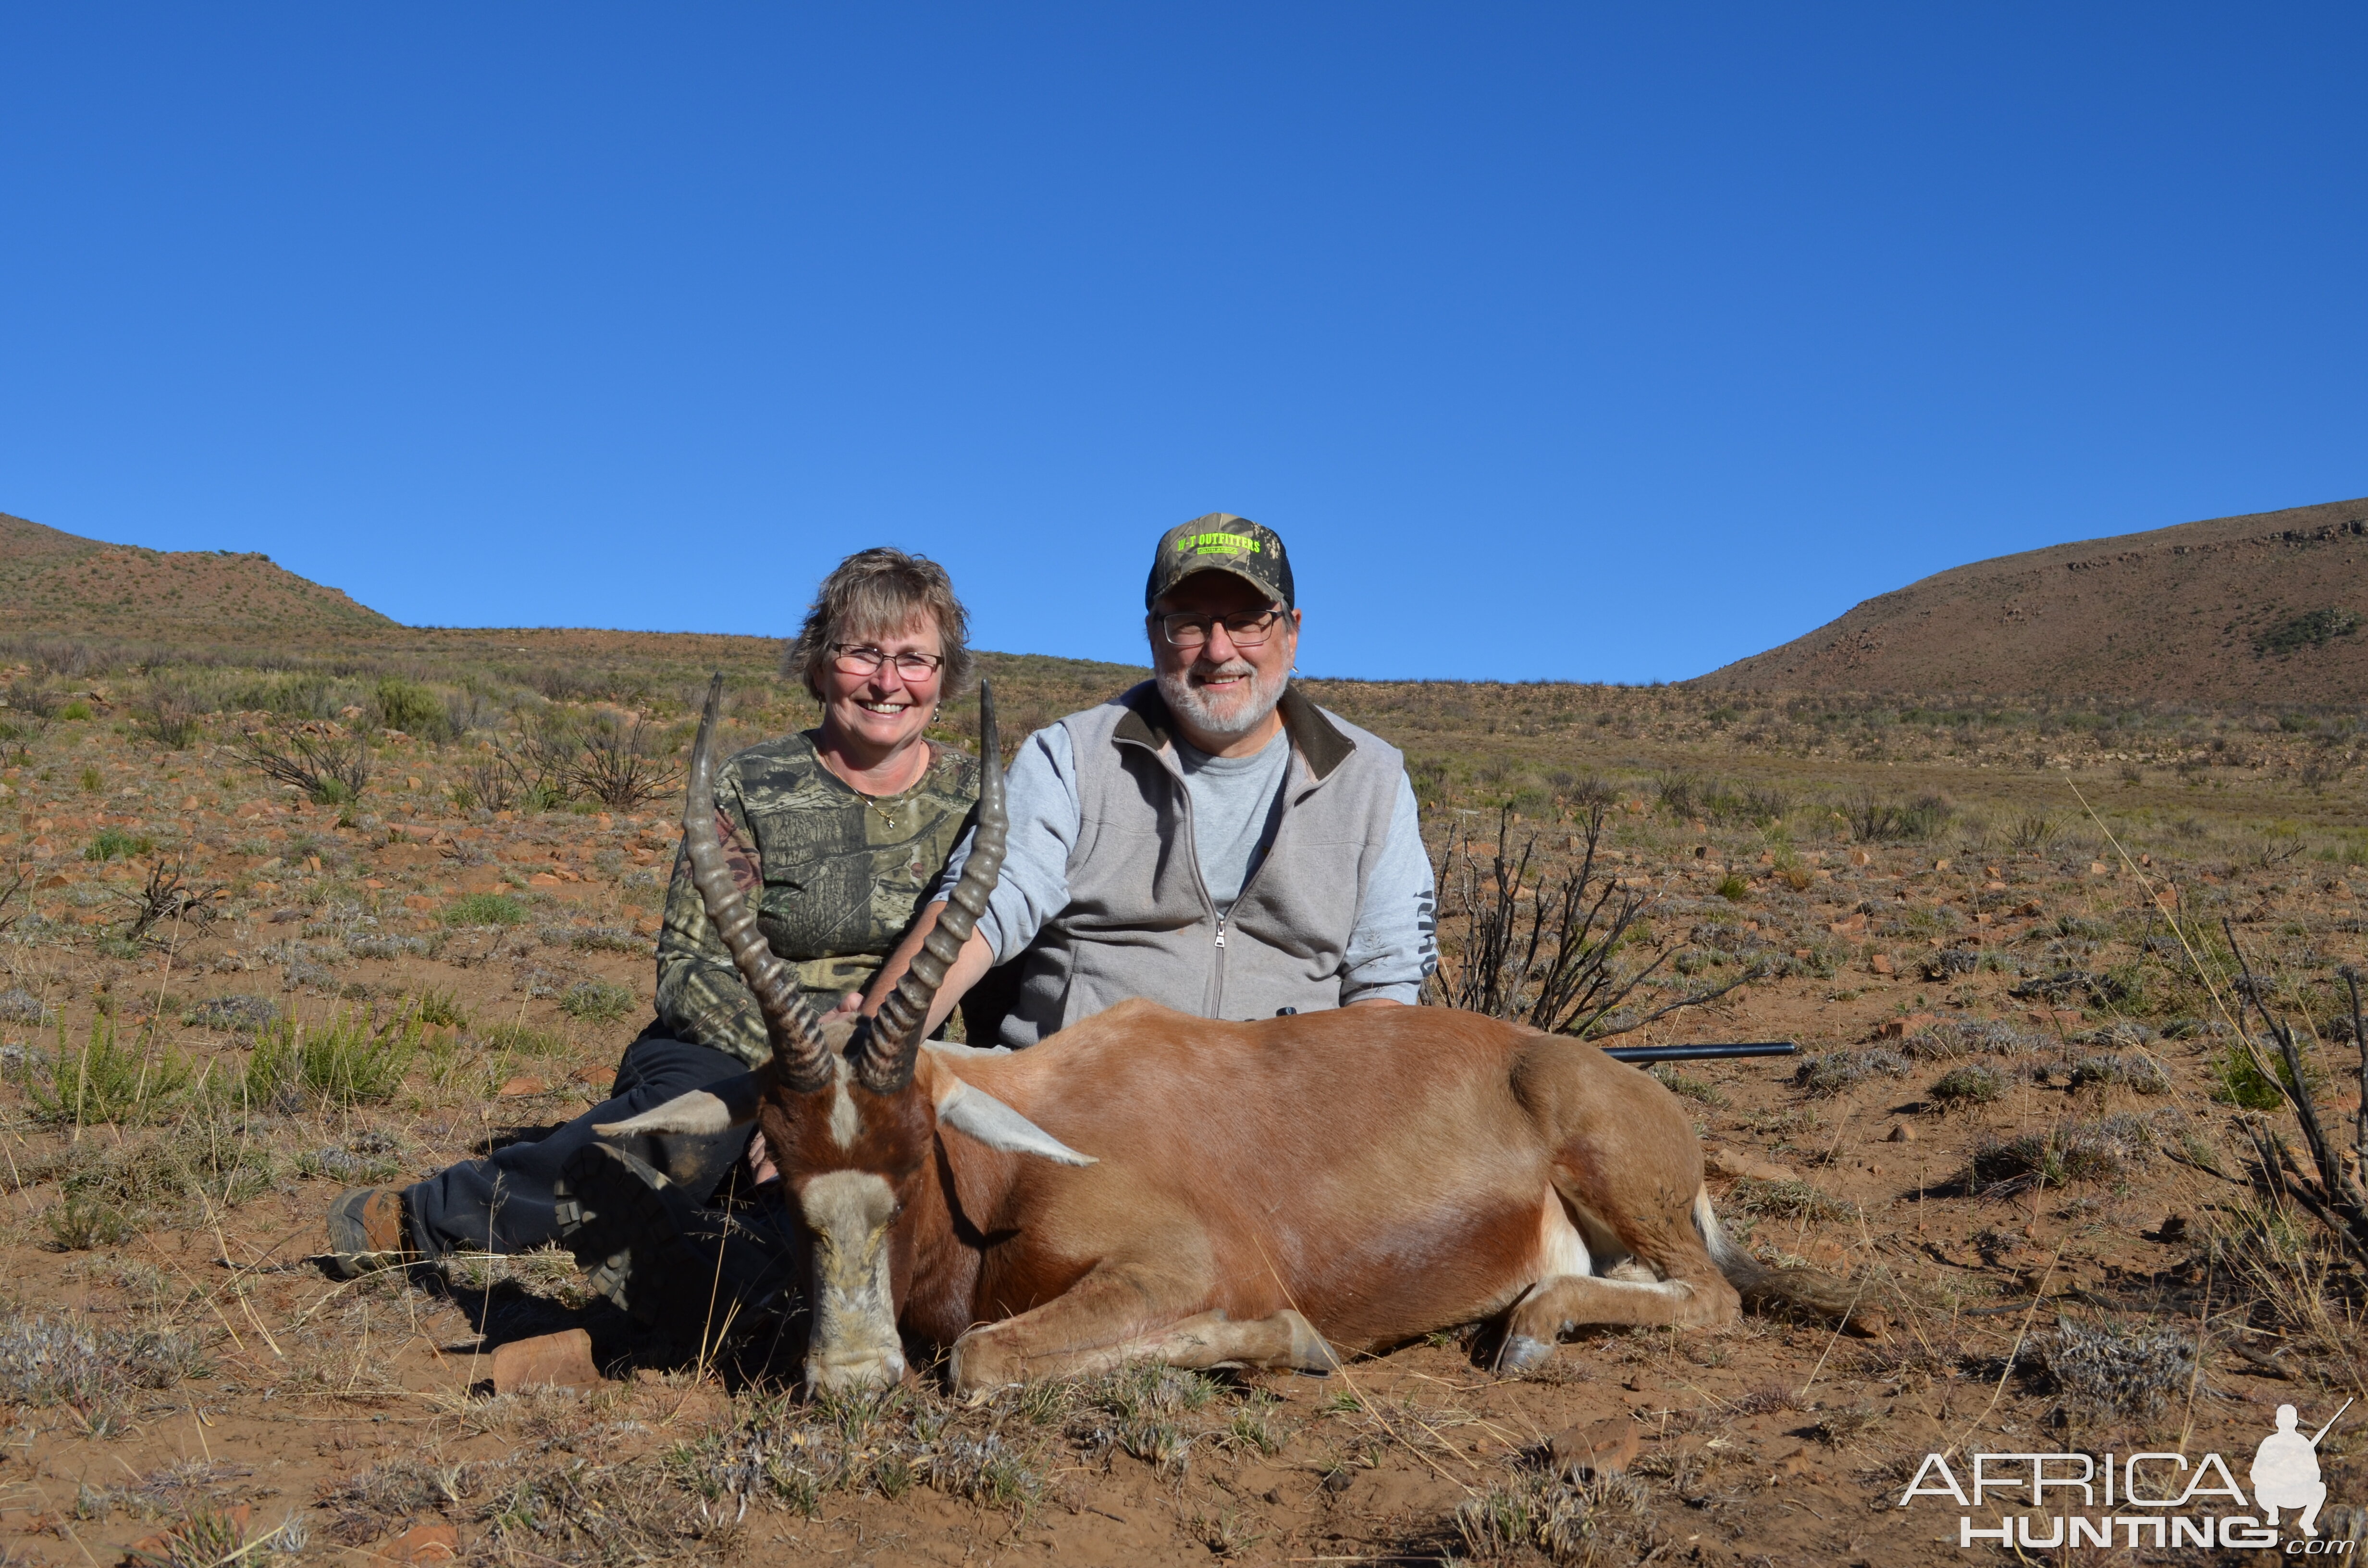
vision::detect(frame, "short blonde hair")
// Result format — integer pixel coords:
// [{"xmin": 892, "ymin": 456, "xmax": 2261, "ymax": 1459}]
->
[{"xmin": 784, "ymin": 548, "xmax": 974, "ymax": 702}]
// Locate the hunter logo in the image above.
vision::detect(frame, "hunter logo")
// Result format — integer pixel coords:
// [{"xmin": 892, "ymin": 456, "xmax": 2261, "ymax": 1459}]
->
[
  {"xmin": 1896, "ymin": 1400, "xmax": 2352, "ymax": 1552},
  {"xmin": 1180, "ymin": 531, "xmax": 1262, "ymax": 556}
]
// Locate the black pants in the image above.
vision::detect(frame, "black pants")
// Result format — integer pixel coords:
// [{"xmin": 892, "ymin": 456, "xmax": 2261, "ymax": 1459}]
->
[{"xmin": 403, "ymin": 1031, "xmax": 749, "ymax": 1259}]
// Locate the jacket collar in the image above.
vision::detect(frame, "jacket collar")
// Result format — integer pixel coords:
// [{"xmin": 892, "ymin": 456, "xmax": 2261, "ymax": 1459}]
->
[{"xmin": 1111, "ymin": 681, "xmax": 1354, "ymax": 783}]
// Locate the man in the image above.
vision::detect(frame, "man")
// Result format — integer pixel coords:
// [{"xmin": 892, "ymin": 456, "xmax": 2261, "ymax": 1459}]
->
[
  {"xmin": 867, "ymin": 512, "xmax": 1436, "ymax": 1041},
  {"xmin": 2252, "ymin": 1403, "xmax": 2331, "ymax": 1537}
]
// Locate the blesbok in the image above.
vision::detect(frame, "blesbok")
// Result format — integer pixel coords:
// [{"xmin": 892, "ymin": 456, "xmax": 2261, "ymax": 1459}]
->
[{"xmin": 602, "ymin": 678, "xmax": 1853, "ymax": 1394}]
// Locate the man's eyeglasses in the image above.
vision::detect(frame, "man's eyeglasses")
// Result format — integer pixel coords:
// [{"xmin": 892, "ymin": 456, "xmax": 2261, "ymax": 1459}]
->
[
  {"xmin": 1155, "ymin": 608, "xmax": 1288, "ymax": 651},
  {"xmin": 830, "ymin": 644, "xmax": 945, "ymax": 680}
]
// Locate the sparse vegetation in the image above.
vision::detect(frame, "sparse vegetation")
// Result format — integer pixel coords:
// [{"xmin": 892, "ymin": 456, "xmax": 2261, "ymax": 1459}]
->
[{"xmin": 1, "ymin": 564, "xmax": 2367, "ymax": 1568}]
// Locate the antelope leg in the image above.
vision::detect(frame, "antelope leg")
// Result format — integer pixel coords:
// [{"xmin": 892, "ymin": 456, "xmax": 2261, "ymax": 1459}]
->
[{"xmin": 948, "ymin": 1268, "xmax": 1335, "ymax": 1393}]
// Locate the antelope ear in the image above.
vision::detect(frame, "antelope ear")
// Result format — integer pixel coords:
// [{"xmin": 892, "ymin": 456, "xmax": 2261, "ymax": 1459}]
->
[
  {"xmin": 593, "ymin": 1067, "xmax": 769, "ymax": 1139},
  {"xmin": 934, "ymin": 1078, "xmax": 1096, "ymax": 1167}
]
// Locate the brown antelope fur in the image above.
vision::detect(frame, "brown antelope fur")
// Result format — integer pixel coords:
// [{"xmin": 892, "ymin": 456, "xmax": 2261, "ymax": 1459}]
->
[{"xmin": 616, "ymin": 676, "xmax": 1853, "ymax": 1395}]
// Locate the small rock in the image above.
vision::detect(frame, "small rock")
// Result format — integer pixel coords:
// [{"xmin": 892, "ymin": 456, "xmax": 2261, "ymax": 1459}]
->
[
  {"xmin": 1849, "ymin": 848, "xmax": 1873, "ymax": 866},
  {"xmin": 1876, "ymin": 1011, "xmax": 1936, "ymax": 1039},
  {"xmin": 387, "ymin": 1522, "xmax": 460, "ymax": 1562},
  {"xmin": 1886, "ymin": 1123, "xmax": 1915, "ymax": 1143},
  {"xmin": 489, "ymin": 1328, "xmax": 601, "ymax": 1394},
  {"xmin": 1321, "ymin": 1468, "xmax": 1355, "ymax": 1494},
  {"xmin": 1549, "ymin": 1414, "xmax": 1640, "ymax": 1479},
  {"xmin": 497, "ymin": 1075, "xmax": 550, "ymax": 1098},
  {"xmin": 1933, "ymin": 857, "xmax": 1951, "ymax": 871},
  {"xmin": 1870, "ymin": 953, "xmax": 1896, "ymax": 976},
  {"xmin": 1844, "ymin": 1307, "xmax": 1890, "ymax": 1339}
]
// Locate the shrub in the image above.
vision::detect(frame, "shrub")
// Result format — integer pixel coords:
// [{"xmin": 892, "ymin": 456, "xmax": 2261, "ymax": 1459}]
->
[
  {"xmin": 58, "ymin": 701, "xmax": 95, "ymax": 723},
  {"xmin": 2034, "ymin": 1321, "xmax": 2197, "ymax": 1420},
  {"xmin": 558, "ymin": 981, "xmax": 635, "ymax": 1026},
  {"xmin": 2210, "ymin": 1040, "xmax": 2317, "ymax": 1110},
  {"xmin": 1930, "ymin": 1063, "xmax": 2009, "ymax": 1105},
  {"xmin": 1793, "ymin": 1048, "xmax": 1912, "ymax": 1097},
  {"xmin": 2069, "ymin": 1052, "xmax": 2171, "ymax": 1095},
  {"xmin": 84, "ymin": 827, "xmax": 157, "ymax": 863},
  {"xmin": 443, "ymin": 893, "xmax": 528, "ymax": 927},
  {"xmin": 1714, "ymin": 872, "xmax": 1749, "ymax": 902},
  {"xmin": 77, "ymin": 764, "xmax": 103, "ymax": 791},
  {"xmin": 20, "ymin": 1017, "xmax": 193, "ymax": 1126},
  {"xmin": 132, "ymin": 684, "xmax": 204, "ymax": 748},
  {"xmin": 45, "ymin": 1195, "xmax": 135, "ymax": 1250},
  {"xmin": 180, "ymin": 995, "xmax": 280, "ymax": 1032},
  {"xmin": 241, "ymin": 1012, "xmax": 420, "ymax": 1108},
  {"xmin": 1969, "ymin": 1114, "xmax": 2156, "ymax": 1192},
  {"xmin": 410, "ymin": 987, "xmax": 466, "ymax": 1028},
  {"xmin": 236, "ymin": 730, "xmax": 371, "ymax": 805},
  {"xmin": 370, "ymin": 676, "xmax": 447, "ymax": 739},
  {"xmin": 1649, "ymin": 1065, "xmax": 1728, "ymax": 1107}
]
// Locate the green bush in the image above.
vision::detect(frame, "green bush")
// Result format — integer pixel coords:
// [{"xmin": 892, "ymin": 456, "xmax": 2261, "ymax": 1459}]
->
[
  {"xmin": 443, "ymin": 892, "xmax": 528, "ymax": 927},
  {"xmin": 20, "ymin": 1017, "xmax": 193, "ymax": 1126},
  {"xmin": 83, "ymin": 827, "xmax": 156, "ymax": 862},
  {"xmin": 371, "ymin": 676, "xmax": 449, "ymax": 740},
  {"xmin": 410, "ymin": 987, "xmax": 466, "ymax": 1028},
  {"xmin": 58, "ymin": 701, "xmax": 94, "ymax": 723},
  {"xmin": 2210, "ymin": 1041, "xmax": 2317, "ymax": 1111},
  {"xmin": 241, "ymin": 1012, "xmax": 420, "ymax": 1107}
]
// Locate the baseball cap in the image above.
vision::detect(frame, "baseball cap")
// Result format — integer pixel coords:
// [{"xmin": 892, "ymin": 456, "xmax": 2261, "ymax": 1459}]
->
[{"xmin": 1144, "ymin": 513, "xmax": 1295, "ymax": 610}]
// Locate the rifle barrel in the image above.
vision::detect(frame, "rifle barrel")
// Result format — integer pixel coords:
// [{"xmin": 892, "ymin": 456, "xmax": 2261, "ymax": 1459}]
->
[{"xmin": 1602, "ymin": 1042, "xmax": 1798, "ymax": 1064}]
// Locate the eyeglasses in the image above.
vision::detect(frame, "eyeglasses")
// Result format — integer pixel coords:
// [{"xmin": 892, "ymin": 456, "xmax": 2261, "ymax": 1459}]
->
[
  {"xmin": 830, "ymin": 644, "xmax": 945, "ymax": 680},
  {"xmin": 1156, "ymin": 608, "xmax": 1288, "ymax": 651}
]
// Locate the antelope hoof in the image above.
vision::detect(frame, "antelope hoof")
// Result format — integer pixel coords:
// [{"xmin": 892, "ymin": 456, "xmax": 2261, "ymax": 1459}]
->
[
  {"xmin": 1495, "ymin": 1334, "xmax": 1554, "ymax": 1375},
  {"xmin": 1281, "ymin": 1310, "xmax": 1339, "ymax": 1375}
]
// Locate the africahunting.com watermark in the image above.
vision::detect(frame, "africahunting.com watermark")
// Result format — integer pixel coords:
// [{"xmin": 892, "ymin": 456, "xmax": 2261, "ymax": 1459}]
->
[{"xmin": 1898, "ymin": 1402, "xmax": 2352, "ymax": 1552}]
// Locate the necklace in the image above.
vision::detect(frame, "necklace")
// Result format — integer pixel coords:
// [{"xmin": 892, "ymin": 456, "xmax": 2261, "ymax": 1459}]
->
[{"xmin": 821, "ymin": 744, "xmax": 927, "ymax": 832}]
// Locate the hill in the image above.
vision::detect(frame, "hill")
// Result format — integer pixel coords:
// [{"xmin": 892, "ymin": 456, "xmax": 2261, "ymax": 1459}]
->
[
  {"xmin": 1692, "ymin": 495, "xmax": 2368, "ymax": 703},
  {"xmin": 0, "ymin": 511, "xmax": 396, "ymax": 639}
]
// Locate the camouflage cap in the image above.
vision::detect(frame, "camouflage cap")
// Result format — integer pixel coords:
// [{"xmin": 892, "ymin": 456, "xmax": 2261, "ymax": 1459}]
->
[{"xmin": 1144, "ymin": 513, "xmax": 1295, "ymax": 610}]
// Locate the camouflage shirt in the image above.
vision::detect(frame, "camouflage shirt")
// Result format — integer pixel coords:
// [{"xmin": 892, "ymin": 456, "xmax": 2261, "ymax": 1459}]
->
[{"xmin": 655, "ymin": 731, "xmax": 980, "ymax": 1067}]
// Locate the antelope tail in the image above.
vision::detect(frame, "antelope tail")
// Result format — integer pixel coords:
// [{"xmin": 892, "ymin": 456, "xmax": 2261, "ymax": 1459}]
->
[{"xmin": 1691, "ymin": 1187, "xmax": 1864, "ymax": 1321}]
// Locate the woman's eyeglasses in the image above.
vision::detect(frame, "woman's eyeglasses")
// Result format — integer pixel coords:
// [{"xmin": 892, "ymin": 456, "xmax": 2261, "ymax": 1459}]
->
[{"xmin": 830, "ymin": 644, "xmax": 945, "ymax": 680}]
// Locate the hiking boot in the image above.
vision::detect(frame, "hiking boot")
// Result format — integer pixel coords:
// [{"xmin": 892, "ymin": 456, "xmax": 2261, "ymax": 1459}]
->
[
  {"xmin": 555, "ymin": 1143, "xmax": 796, "ymax": 1334},
  {"xmin": 324, "ymin": 1187, "xmax": 413, "ymax": 1278}
]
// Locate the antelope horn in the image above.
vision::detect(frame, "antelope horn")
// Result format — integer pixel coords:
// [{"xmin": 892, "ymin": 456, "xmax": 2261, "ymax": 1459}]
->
[
  {"xmin": 861, "ymin": 680, "xmax": 1007, "ymax": 1091},
  {"xmin": 684, "ymin": 673, "xmax": 835, "ymax": 1092}
]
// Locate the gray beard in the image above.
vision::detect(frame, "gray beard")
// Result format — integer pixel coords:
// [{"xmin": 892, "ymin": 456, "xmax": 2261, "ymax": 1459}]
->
[{"xmin": 1158, "ymin": 660, "xmax": 1287, "ymax": 741}]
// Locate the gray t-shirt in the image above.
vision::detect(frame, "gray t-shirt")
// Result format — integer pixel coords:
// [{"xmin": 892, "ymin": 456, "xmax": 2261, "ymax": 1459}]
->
[{"xmin": 1173, "ymin": 729, "xmax": 1291, "ymax": 913}]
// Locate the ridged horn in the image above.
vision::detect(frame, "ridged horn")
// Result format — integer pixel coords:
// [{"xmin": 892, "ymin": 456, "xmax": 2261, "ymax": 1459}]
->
[
  {"xmin": 861, "ymin": 680, "xmax": 1007, "ymax": 1091},
  {"xmin": 684, "ymin": 673, "xmax": 835, "ymax": 1092}
]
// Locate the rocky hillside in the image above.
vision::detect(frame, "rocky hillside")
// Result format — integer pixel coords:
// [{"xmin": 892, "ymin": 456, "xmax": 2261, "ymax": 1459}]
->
[
  {"xmin": 0, "ymin": 511, "xmax": 396, "ymax": 640},
  {"xmin": 1693, "ymin": 495, "xmax": 2368, "ymax": 703}
]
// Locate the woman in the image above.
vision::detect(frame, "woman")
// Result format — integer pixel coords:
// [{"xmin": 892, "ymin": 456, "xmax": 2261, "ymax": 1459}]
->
[{"xmin": 324, "ymin": 548, "xmax": 980, "ymax": 1324}]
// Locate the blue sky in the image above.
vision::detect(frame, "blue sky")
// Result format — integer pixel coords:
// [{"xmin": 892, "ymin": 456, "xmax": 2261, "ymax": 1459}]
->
[{"xmin": 2, "ymin": 6, "xmax": 2362, "ymax": 681}]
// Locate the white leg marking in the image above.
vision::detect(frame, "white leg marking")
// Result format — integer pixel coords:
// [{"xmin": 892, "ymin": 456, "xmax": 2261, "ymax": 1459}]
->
[{"xmin": 1537, "ymin": 1189, "xmax": 1592, "ymax": 1279}]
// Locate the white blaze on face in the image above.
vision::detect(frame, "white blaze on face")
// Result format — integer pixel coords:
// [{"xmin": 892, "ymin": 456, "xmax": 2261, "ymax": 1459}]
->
[{"xmin": 797, "ymin": 1170, "xmax": 905, "ymax": 1392}]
